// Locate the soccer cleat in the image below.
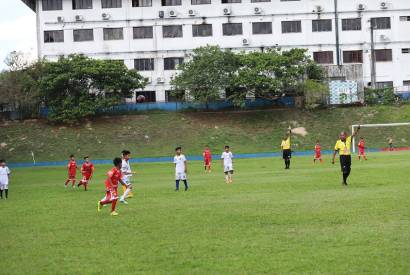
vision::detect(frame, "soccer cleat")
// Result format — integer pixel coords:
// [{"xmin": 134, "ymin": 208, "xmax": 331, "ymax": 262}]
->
[
  {"xmin": 120, "ymin": 199, "xmax": 128, "ymax": 205},
  {"xmin": 97, "ymin": 201, "xmax": 101, "ymax": 212},
  {"xmin": 110, "ymin": 211, "xmax": 119, "ymax": 216}
]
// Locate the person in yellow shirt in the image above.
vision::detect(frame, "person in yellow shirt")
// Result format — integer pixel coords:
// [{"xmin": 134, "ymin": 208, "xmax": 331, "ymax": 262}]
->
[
  {"xmin": 281, "ymin": 128, "xmax": 292, "ymax": 169},
  {"xmin": 332, "ymin": 125, "xmax": 361, "ymax": 185}
]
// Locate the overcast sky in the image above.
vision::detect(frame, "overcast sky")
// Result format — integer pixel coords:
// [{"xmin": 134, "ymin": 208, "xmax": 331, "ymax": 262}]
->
[{"xmin": 0, "ymin": 0, "xmax": 37, "ymax": 70}]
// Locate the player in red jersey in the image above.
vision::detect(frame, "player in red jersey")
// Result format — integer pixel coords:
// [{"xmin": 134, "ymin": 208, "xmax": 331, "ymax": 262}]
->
[
  {"xmin": 357, "ymin": 137, "xmax": 367, "ymax": 160},
  {"xmin": 203, "ymin": 145, "xmax": 212, "ymax": 173},
  {"xmin": 313, "ymin": 140, "xmax": 323, "ymax": 163},
  {"xmin": 78, "ymin": 156, "xmax": 94, "ymax": 191},
  {"xmin": 97, "ymin": 157, "xmax": 125, "ymax": 216},
  {"xmin": 64, "ymin": 154, "xmax": 77, "ymax": 188}
]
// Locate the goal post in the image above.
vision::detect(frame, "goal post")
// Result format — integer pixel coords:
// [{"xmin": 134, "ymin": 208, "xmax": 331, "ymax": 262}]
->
[{"xmin": 351, "ymin": 122, "xmax": 410, "ymax": 153}]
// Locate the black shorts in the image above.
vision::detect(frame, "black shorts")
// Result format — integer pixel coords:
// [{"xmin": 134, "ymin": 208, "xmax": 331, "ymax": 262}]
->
[
  {"xmin": 340, "ymin": 155, "xmax": 351, "ymax": 174},
  {"xmin": 282, "ymin": 149, "xmax": 291, "ymax": 160}
]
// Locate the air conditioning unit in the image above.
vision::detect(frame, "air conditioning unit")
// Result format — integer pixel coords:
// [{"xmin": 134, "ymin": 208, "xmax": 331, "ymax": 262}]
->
[
  {"xmin": 156, "ymin": 77, "xmax": 165, "ymax": 83},
  {"xmin": 223, "ymin": 7, "xmax": 231, "ymax": 15},
  {"xmin": 188, "ymin": 9, "xmax": 196, "ymax": 16},
  {"xmin": 242, "ymin": 38, "xmax": 250, "ymax": 46},
  {"xmin": 254, "ymin": 7, "xmax": 262, "ymax": 14},
  {"xmin": 159, "ymin": 10, "xmax": 165, "ymax": 18},
  {"xmin": 145, "ymin": 77, "xmax": 152, "ymax": 84},
  {"xmin": 102, "ymin": 13, "xmax": 110, "ymax": 20},
  {"xmin": 380, "ymin": 2, "xmax": 388, "ymax": 9},
  {"xmin": 357, "ymin": 4, "xmax": 366, "ymax": 11},
  {"xmin": 168, "ymin": 10, "xmax": 177, "ymax": 17},
  {"xmin": 75, "ymin": 15, "xmax": 83, "ymax": 21},
  {"xmin": 57, "ymin": 16, "xmax": 64, "ymax": 23},
  {"xmin": 314, "ymin": 5, "xmax": 323, "ymax": 13},
  {"xmin": 380, "ymin": 34, "xmax": 389, "ymax": 41}
]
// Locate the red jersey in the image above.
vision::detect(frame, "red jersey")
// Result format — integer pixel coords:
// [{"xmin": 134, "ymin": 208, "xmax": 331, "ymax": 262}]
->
[
  {"xmin": 358, "ymin": 140, "xmax": 365, "ymax": 149},
  {"xmin": 105, "ymin": 167, "xmax": 122, "ymax": 190},
  {"xmin": 203, "ymin": 149, "xmax": 212, "ymax": 160},
  {"xmin": 82, "ymin": 162, "xmax": 94, "ymax": 177},
  {"xmin": 315, "ymin": 144, "xmax": 321, "ymax": 158},
  {"xmin": 68, "ymin": 160, "xmax": 77, "ymax": 175}
]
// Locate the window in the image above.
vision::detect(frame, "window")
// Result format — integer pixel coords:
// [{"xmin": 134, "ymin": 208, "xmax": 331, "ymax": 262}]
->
[
  {"xmin": 252, "ymin": 22, "xmax": 272, "ymax": 34},
  {"xmin": 136, "ymin": 91, "xmax": 156, "ymax": 102},
  {"xmin": 222, "ymin": 23, "xmax": 243, "ymax": 36},
  {"xmin": 103, "ymin": 28, "xmax": 124, "ymax": 40},
  {"xmin": 162, "ymin": 25, "xmax": 183, "ymax": 38},
  {"xmin": 42, "ymin": 0, "xmax": 62, "ymax": 10},
  {"xmin": 281, "ymin": 21, "xmax": 301, "ymax": 33},
  {"xmin": 133, "ymin": 26, "xmax": 153, "ymax": 39},
  {"xmin": 102, "ymin": 0, "xmax": 122, "ymax": 8},
  {"xmin": 132, "ymin": 0, "xmax": 152, "ymax": 7},
  {"xmin": 399, "ymin": 16, "xmax": 410, "ymax": 21},
  {"xmin": 161, "ymin": 0, "xmax": 181, "ymax": 6},
  {"xmin": 191, "ymin": 0, "xmax": 211, "ymax": 4},
  {"xmin": 402, "ymin": 48, "xmax": 410, "ymax": 54},
  {"xmin": 72, "ymin": 0, "xmax": 92, "ymax": 9},
  {"xmin": 73, "ymin": 29, "xmax": 94, "ymax": 42},
  {"xmin": 371, "ymin": 17, "xmax": 391, "ymax": 29},
  {"xmin": 403, "ymin": 80, "xmax": 410, "ymax": 86},
  {"xmin": 312, "ymin": 19, "xmax": 332, "ymax": 32},
  {"xmin": 343, "ymin": 50, "xmax": 363, "ymax": 63},
  {"xmin": 164, "ymin": 57, "xmax": 184, "ymax": 70},
  {"xmin": 44, "ymin": 30, "xmax": 64, "ymax": 43},
  {"xmin": 251, "ymin": 0, "xmax": 270, "ymax": 2},
  {"xmin": 374, "ymin": 49, "xmax": 392, "ymax": 62},
  {"xmin": 192, "ymin": 24, "xmax": 213, "ymax": 37},
  {"xmin": 375, "ymin": 81, "xmax": 393, "ymax": 89},
  {"xmin": 342, "ymin": 18, "xmax": 361, "ymax": 31},
  {"xmin": 221, "ymin": 0, "xmax": 241, "ymax": 3},
  {"xmin": 313, "ymin": 51, "xmax": 334, "ymax": 64},
  {"xmin": 134, "ymin": 58, "xmax": 154, "ymax": 71}
]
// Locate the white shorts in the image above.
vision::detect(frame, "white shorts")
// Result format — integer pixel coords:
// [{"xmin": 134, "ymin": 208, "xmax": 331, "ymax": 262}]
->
[
  {"xmin": 0, "ymin": 180, "xmax": 9, "ymax": 190},
  {"xmin": 122, "ymin": 177, "xmax": 132, "ymax": 187},
  {"xmin": 224, "ymin": 165, "xmax": 234, "ymax": 173},
  {"xmin": 175, "ymin": 172, "xmax": 187, "ymax": 180}
]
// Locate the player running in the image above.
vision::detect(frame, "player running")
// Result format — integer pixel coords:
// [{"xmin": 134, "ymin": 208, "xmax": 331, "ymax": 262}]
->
[
  {"xmin": 97, "ymin": 157, "xmax": 125, "ymax": 216},
  {"xmin": 332, "ymin": 126, "xmax": 361, "ymax": 186},
  {"xmin": 174, "ymin": 147, "xmax": 189, "ymax": 191},
  {"xmin": 120, "ymin": 150, "xmax": 136, "ymax": 204},
  {"xmin": 221, "ymin": 145, "xmax": 234, "ymax": 184},
  {"xmin": 357, "ymin": 137, "xmax": 367, "ymax": 161},
  {"xmin": 0, "ymin": 159, "xmax": 11, "ymax": 199},
  {"xmin": 313, "ymin": 140, "xmax": 323, "ymax": 163},
  {"xmin": 281, "ymin": 128, "xmax": 292, "ymax": 169},
  {"xmin": 203, "ymin": 145, "xmax": 212, "ymax": 173},
  {"xmin": 78, "ymin": 156, "xmax": 94, "ymax": 191},
  {"xmin": 64, "ymin": 154, "xmax": 77, "ymax": 189}
]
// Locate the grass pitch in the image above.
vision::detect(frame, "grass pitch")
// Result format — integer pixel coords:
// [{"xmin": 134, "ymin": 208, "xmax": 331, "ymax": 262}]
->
[{"xmin": 1, "ymin": 152, "xmax": 409, "ymax": 274}]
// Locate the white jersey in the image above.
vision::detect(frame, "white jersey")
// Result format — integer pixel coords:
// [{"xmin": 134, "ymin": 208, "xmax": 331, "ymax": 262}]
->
[
  {"xmin": 121, "ymin": 159, "xmax": 132, "ymax": 182},
  {"xmin": 174, "ymin": 154, "xmax": 187, "ymax": 173},
  {"xmin": 221, "ymin": 152, "xmax": 233, "ymax": 166},
  {"xmin": 0, "ymin": 166, "xmax": 10, "ymax": 185}
]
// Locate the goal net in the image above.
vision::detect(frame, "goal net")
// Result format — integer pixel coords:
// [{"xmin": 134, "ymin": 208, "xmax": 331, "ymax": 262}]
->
[{"xmin": 351, "ymin": 123, "xmax": 410, "ymax": 153}]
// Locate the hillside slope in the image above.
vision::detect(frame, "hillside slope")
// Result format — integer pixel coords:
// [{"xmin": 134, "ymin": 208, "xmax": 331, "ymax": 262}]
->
[{"xmin": 2, "ymin": 105, "xmax": 410, "ymax": 163}]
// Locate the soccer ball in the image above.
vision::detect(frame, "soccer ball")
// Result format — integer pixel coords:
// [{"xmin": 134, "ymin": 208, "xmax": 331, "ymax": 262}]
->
[{"xmin": 136, "ymin": 95, "xmax": 146, "ymax": 103}]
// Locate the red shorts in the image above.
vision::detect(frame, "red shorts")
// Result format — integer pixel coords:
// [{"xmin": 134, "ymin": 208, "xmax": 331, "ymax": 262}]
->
[
  {"xmin": 204, "ymin": 159, "xmax": 211, "ymax": 166},
  {"xmin": 82, "ymin": 174, "xmax": 92, "ymax": 182},
  {"xmin": 68, "ymin": 172, "xmax": 76, "ymax": 179},
  {"xmin": 103, "ymin": 187, "xmax": 118, "ymax": 202},
  {"xmin": 315, "ymin": 153, "xmax": 321, "ymax": 159},
  {"xmin": 359, "ymin": 149, "xmax": 365, "ymax": 155}
]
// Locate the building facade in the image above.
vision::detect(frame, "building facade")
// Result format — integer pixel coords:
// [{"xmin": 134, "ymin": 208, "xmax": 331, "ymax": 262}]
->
[{"xmin": 21, "ymin": 0, "xmax": 410, "ymax": 102}]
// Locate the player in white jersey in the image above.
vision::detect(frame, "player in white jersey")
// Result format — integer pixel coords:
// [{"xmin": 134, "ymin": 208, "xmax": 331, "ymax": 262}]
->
[
  {"xmin": 119, "ymin": 150, "xmax": 136, "ymax": 204},
  {"xmin": 173, "ymin": 147, "xmax": 189, "ymax": 191},
  {"xmin": 221, "ymin": 146, "xmax": 234, "ymax": 184},
  {"xmin": 0, "ymin": 159, "xmax": 11, "ymax": 199}
]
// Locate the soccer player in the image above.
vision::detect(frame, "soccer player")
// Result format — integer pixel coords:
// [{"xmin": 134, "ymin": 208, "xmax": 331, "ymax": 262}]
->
[
  {"xmin": 203, "ymin": 145, "xmax": 212, "ymax": 173},
  {"xmin": 388, "ymin": 138, "xmax": 394, "ymax": 151},
  {"xmin": 120, "ymin": 150, "xmax": 136, "ymax": 204},
  {"xmin": 332, "ymin": 126, "xmax": 361, "ymax": 186},
  {"xmin": 64, "ymin": 154, "xmax": 77, "ymax": 188},
  {"xmin": 281, "ymin": 128, "xmax": 292, "ymax": 169},
  {"xmin": 97, "ymin": 157, "xmax": 125, "ymax": 216},
  {"xmin": 314, "ymin": 140, "xmax": 323, "ymax": 163},
  {"xmin": 0, "ymin": 159, "xmax": 11, "ymax": 199},
  {"xmin": 221, "ymin": 145, "xmax": 234, "ymax": 184},
  {"xmin": 78, "ymin": 156, "xmax": 94, "ymax": 191},
  {"xmin": 357, "ymin": 137, "xmax": 367, "ymax": 161},
  {"xmin": 174, "ymin": 147, "xmax": 189, "ymax": 191}
]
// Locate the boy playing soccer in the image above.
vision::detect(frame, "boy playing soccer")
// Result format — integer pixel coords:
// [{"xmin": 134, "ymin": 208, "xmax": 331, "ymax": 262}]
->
[
  {"xmin": 203, "ymin": 145, "xmax": 212, "ymax": 173},
  {"xmin": 120, "ymin": 150, "xmax": 136, "ymax": 204},
  {"xmin": 64, "ymin": 154, "xmax": 77, "ymax": 188},
  {"xmin": 78, "ymin": 156, "xmax": 94, "ymax": 191},
  {"xmin": 0, "ymin": 160, "xmax": 11, "ymax": 199},
  {"xmin": 357, "ymin": 137, "xmax": 367, "ymax": 161},
  {"xmin": 314, "ymin": 140, "xmax": 323, "ymax": 163},
  {"xmin": 221, "ymin": 145, "xmax": 234, "ymax": 184},
  {"xmin": 174, "ymin": 147, "xmax": 189, "ymax": 191},
  {"xmin": 97, "ymin": 157, "xmax": 125, "ymax": 216}
]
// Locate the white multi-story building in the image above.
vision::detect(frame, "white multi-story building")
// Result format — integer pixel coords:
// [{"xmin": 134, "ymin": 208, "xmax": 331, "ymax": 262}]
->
[{"xmin": 21, "ymin": 0, "xmax": 410, "ymax": 102}]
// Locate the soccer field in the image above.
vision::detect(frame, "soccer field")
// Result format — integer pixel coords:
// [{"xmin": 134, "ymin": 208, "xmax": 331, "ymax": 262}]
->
[{"xmin": 1, "ymin": 152, "xmax": 409, "ymax": 274}]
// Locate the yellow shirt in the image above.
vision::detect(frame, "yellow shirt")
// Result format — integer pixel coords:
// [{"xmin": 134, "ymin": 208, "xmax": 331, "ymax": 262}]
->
[
  {"xmin": 334, "ymin": 136, "xmax": 352, "ymax": 155},
  {"xmin": 281, "ymin": 137, "xmax": 291, "ymax": 150}
]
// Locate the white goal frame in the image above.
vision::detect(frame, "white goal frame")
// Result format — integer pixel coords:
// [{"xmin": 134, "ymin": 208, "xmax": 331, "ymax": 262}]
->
[{"xmin": 351, "ymin": 123, "xmax": 410, "ymax": 153}]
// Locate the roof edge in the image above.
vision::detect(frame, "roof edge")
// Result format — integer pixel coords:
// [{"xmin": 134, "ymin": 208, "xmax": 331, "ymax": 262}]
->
[{"xmin": 21, "ymin": 0, "xmax": 36, "ymax": 12}]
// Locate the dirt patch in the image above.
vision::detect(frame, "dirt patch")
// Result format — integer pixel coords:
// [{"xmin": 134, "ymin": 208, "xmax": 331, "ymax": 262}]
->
[{"xmin": 292, "ymin": 127, "xmax": 308, "ymax": 137}]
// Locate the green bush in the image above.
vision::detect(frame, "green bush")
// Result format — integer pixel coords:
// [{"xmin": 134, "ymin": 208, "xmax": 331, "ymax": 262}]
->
[{"xmin": 364, "ymin": 87, "xmax": 398, "ymax": 105}]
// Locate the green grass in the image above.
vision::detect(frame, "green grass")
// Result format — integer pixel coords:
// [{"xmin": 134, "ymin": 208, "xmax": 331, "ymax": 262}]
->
[
  {"xmin": 2, "ymin": 104, "xmax": 410, "ymax": 162},
  {"xmin": 1, "ymin": 152, "xmax": 409, "ymax": 274}
]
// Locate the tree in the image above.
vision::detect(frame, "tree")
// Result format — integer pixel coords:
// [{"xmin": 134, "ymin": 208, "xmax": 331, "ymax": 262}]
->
[
  {"xmin": 39, "ymin": 54, "xmax": 146, "ymax": 123},
  {"xmin": 170, "ymin": 45, "xmax": 240, "ymax": 107}
]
